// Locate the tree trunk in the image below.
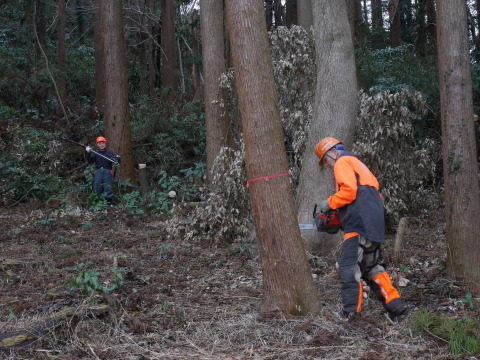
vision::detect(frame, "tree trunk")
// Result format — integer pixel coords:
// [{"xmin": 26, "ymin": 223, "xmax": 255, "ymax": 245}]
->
[
  {"xmin": 285, "ymin": 0, "xmax": 297, "ymax": 27},
  {"xmin": 35, "ymin": 0, "xmax": 46, "ymax": 61},
  {"xmin": 200, "ymin": 0, "xmax": 232, "ymax": 186},
  {"xmin": 426, "ymin": 0, "xmax": 437, "ymax": 45},
  {"xmin": 297, "ymin": 0, "xmax": 313, "ymax": 33},
  {"xmin": 371, "ymin": 0, "xmax": 383, "ymax": 30},
  {"xmin": 161, "ymin": 0, "xmax": 179, "ymax": 91},
  {"xmin": 93, "ymin": 0, "xmax": 104, "ymax": 107},
  {"xmin": 389, "ymin": 0, "xmax": 401, "ymax": 48},
  {"xmin": 147, "ymin": 0, "xmax": 156, "ymax": 98},
  {"xmin": 225, "ymin": 0, "xmax": 321, "ymax": 315},
  {"xmin": 265, "ymin": 0, "xmax": 273, "ymax": 30},
  {"xmin": 57, "ymin": 0, "xmax": 67, "ymax": 105},
  {"xmin": 416, "ymin": 0, "xmax": 427, "ymax": 56},
  {"xmin": 353, "ymin": 0, "xmax": 363, "ymax": 47},
  {"xmin": 98, "ymin": 0, "xmax": 136, "ymax": 185},
  {"xmin": 190, "ymin": 9, "xmax": 202, "ymax": 101},
  {"xmin": 437, "ymin": 0, "xmax": 480, "ymax": 283},
  {"xmin": 296, "ymin": 0, "xmax": 358, "ymax": 253}
]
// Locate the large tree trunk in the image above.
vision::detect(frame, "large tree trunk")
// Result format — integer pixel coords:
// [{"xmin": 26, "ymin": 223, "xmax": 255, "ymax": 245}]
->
[
  {"xmin": 225, "ymin": 0, "xmax": 321, "ymax": 315},
  {"xmin": 98, "ymin": 0, "xmax": 136, "ymax": 185},
  {"xmin": 389, "ymin": 0, "xmax": 401, "ymax": 48},
  {"xmin": 200, "ymin": 0, "xmax": 231, "ymax": 185},
  {"xmin": 297, "ymin": 0, "xmax": 313, "ymax": 32},
  {"xmin": 296, "ymin": 0, "xmax": 358, "ymax": 253},
  {"xmin": 437, "ymin": 0, "xmax": 480, "ymax": 283},
  {"xmin": 161, "ymin": 0, "xmax": 179, "ymax": 91},
  {"xmin": 57, "ymin": 0, "xmax": 67, "ymax": 105}
]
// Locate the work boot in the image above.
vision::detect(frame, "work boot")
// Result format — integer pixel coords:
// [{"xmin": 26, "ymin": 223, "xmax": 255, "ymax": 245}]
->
[{"xmin": 386, "ymin": 298, "xmax": 407, "ymax": 320}]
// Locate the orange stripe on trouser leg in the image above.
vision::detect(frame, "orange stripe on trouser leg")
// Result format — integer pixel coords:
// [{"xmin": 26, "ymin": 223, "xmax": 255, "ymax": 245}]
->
[
  {"xmin": 372, "ymin": 272, "xmax": 400, "ymax": 304},
  {"xmin": 356, "ymin": 282, "xmax": 363, "ymax": 313}
]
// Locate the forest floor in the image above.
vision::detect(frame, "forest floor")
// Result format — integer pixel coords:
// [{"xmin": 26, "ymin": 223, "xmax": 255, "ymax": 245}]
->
[{"xmin": 0, "ymin": 202, "xmax": 478, "ymax": 360}]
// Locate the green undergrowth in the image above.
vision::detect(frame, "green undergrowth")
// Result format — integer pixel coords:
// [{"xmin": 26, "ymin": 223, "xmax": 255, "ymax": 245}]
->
[{"xmin": 411, "ymin": 308, "xmax": 480, "ymax": 356}]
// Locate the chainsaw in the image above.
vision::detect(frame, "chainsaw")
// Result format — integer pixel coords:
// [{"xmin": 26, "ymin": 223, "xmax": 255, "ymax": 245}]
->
[{"xmin": 299, "ymin": 204, "xmax": 342, "ymax": 234}]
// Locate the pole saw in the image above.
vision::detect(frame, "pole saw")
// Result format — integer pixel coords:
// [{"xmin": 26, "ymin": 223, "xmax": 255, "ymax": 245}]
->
[{"xmin": 61, "ymin": 137, "xmax": 119, "ymax": 165}]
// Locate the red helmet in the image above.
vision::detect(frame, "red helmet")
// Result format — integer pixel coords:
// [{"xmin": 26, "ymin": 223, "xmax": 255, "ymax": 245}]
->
[
  {"xmin": 315, "ymin": 137, "xmax": 341, "ymax": 166},
  {"xmin": 96, "ymin": 136, "xmax": 107, "ymax": 143}
]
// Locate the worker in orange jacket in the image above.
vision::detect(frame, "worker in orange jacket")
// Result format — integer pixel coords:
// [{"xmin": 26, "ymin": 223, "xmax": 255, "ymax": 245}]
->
[{"xmin": 315, "ymin": 137, "xmax": 406, "ymax": 321}]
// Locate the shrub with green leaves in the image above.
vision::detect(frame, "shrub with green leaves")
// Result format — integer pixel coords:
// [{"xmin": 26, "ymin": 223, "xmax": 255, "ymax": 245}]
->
[
  {"xmin": 0, "ymin": 124, "xmax": 64, "ymax": 204},
  {"xmin": 69, "ymin": 263, "xmax": 123, "ymax": 295}
]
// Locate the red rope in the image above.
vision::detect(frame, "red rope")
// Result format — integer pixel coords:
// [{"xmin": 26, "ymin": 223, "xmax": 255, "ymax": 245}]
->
[{"xmin": 246, "ymin": 173, "xmax": 289, "ymax": 188}]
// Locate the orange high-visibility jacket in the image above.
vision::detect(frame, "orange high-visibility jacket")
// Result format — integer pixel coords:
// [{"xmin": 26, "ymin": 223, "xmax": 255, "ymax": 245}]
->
[{"xmin": 327, "ymin": 151, "xmax": 385, "ymax": 243}]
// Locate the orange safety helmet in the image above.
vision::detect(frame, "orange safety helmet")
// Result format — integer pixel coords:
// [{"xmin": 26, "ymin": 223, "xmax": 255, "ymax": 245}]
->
[
  {"xmin": 315, "ymin": 137, "xmax": 342, "ymax": 166},
  {"xmin": 96, "ymin": 136, "xmax": 107, "ymax": 143}
]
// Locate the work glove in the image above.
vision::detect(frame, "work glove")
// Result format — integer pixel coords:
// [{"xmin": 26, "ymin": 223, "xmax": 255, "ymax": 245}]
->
[
  {"xmin": 320, "ymin": 200, "xmax": 331, "ymax": 213},
  {"xmin": 85, "ymin": 146, "xmax": 92, "ymax": 153}
]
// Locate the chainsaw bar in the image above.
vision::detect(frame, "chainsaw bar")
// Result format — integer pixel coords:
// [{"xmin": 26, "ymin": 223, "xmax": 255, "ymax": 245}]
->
[{"xmin": 299, "ymin": 223, "xmax": 316, "ymax": 230}]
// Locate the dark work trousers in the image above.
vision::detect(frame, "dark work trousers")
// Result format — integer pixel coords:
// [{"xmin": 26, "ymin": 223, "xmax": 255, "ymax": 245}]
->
[
  {"xmin": 339, "ymin": 235, "xmax": 385, "ymax": 314},
  {"xmin": 93, "ymin": 168, "xmax": 113, "ymax": 200}
]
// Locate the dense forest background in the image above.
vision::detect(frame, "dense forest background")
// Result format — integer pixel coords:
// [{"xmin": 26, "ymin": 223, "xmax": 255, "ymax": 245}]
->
[{"xmin": 0, "ymin": 0, "xmax": 478, "ymax": 212}]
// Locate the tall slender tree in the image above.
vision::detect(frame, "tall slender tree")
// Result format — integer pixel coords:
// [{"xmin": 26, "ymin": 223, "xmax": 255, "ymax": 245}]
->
[
  {"xmin": 57, "ymin": 0, "xmax": 67, "ymax": 105},
  {"xmin": 98, "ymin": 0, "xmax": 136, "ymax": 184},
  {"xmin": 200, "ymin": 0, "xmax": 231, "ymax": 185},
  {"xmin": 297, "ymin": 0, "xmax": 313, "ymax": 32},
  {"xmin": 161, "ymin": 0, "xmax": 179, "ymax": 91},
  {"xmin": 225, "ymin": 0, "xmax": 321, "ymax": 315},
  {"xmin": 93, "ymin": 0, "xmax": 104, "ymax": 107},
  {"xmin": 437, "ymin": 0, "xmax": 480, "ymax": 283},
  {"xmin": 296, "ymin": 0, "xmax": 358, "ymax": 253},
  {"xmin": 389, "ymin": 0, "xmax": 401, "ymax": 48}
]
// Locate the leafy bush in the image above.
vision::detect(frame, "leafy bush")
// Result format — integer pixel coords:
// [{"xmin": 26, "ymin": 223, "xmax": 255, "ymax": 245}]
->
[
  {"xmin": 357, "ymin": 44, "xmax": 440, "ymax": 134},
  {"xmin": 0, "ymin": 124, "xmax": 65, "ymax": 204},
  {"xmin": 353, "ymin": 89, "xmax": 442, "ymax": 228}
]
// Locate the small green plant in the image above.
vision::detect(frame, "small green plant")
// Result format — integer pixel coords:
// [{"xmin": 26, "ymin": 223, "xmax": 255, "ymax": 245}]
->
[
  {"xmin": 460, "ymin": 292, "xmax": 479, "ymax": 311},
  {"xmin": 412, "ymin": 308, "xmax": 480, "ymax": 356},
  {"xmin": 162, "ymin": 301, "xmax": 171, "ymax": 312},
  {"xmin": 69, "ymin": 263, "xmax": 123, "ymax": 295},
  {"xmin": 399, "ymin": 265, "xmax": 410, "ymax": 273},
  {"xmin": 87, "ymin": 192, "xmax": 108, "ymax": 211},
  {"xmin": 120, "ymin": 191, "xmax": 144, "ymax": 215},
  {"xmin": 158, "ymin": 244, "xmax": 174, "ymax": 256}
]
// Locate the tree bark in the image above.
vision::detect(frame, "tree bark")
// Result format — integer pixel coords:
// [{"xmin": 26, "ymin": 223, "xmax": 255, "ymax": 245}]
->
[
  {"xmin": 200, "ymin": 0, "xmax": 232, "ymax": 186},
  {"xmin": 225, "ymin": 0, "xmax": 321, "ymax": 315},
  {"xmin": 148, "ymin": 0, "xmax": 156, "ymax": 98},
  {"xmin": 161, "ymin": 0, "xmax": 179, "ymax": 91},
  {"xmin": 371, "ymin": 0, "xmax": 383, "ymax": 30},
  {"xmin": 93, "ymin": 0, "xmax": 104, "ymax": 107},
  {"xmin": 297, "ymin": 0, "xmax": 313, "ymax": 33},
  {"xmin": 98, "ymin": 0, "xmax": 136, "ymax": 184},
  {"xmin": 389, "ymin": 0, "xmax": 401, "ymax": 48},
  {"xmin": 285, "ymin": 0, "xmax": 297, "ymax": 27},
  {"xmin": 416, "ymin": 0, "xmax": 427, "ymax": 56},
  {"xmin": 296, "ymin": 0, "xmax": 358, "ymax": 253},
  {"xmin": 437, "ymin": 0, "xmax": 480, "ymax": 283}
]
